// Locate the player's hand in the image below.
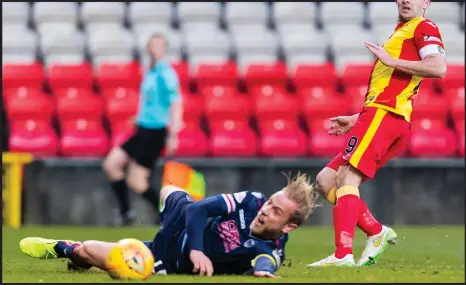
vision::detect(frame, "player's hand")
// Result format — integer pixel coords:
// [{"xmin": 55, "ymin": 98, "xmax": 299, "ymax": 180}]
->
[
  {"xmin": 365, "ymin": 41, "xmax": 396, "ymax": 67},
  {"xmin": 253, "ymin": 271, "xmax": 279, "ymax": 278},
  {"xmin": 165, "ymin": 134, "xmax": 178, "ymax": 157},
  {"xmin": 328, "ymin": 115, "xmax": 357, "ymax": 136},
  {"xmin": 190, "ymin": 250, "xmax": 214, "ymax": 276}
]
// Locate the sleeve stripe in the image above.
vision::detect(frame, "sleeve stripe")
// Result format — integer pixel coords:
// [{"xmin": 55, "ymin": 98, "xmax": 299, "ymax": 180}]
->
[
  {"xmin": 419, "ymin": 44, "xmax": 445, "ymax": 59},
  {"xmin": 221, "ymin": 194, "xmax": 235, "ymax": 213}
]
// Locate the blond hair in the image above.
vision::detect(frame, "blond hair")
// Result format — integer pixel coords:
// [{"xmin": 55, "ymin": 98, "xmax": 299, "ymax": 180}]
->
[{"xmin": 283, "ymin": 172, "xmax": 320, "ymax": 226}]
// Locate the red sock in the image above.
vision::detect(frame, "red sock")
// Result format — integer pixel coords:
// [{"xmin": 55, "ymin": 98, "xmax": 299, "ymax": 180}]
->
[
  {"xmin": 333, "ymin": 194, "xmax": 360, "ymax": 259},
  {"xmin": 357, "ymin": 199, "xmax": 383, "ymax": 237}
]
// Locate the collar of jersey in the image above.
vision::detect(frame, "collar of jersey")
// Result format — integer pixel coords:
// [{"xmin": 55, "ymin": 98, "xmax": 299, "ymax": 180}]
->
[
  {"xmin": 249, "ymin": 230, "xmax": 286, "ymax": 243},
  {"xmin": 151, "ymin": 59, "xmax": 169, "ymax": 72}
]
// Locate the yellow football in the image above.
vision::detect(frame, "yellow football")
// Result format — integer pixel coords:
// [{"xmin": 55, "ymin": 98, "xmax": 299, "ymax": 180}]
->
[{"xmin": 105, "ymin": 238, "xmax": 154, "ymax": 280}]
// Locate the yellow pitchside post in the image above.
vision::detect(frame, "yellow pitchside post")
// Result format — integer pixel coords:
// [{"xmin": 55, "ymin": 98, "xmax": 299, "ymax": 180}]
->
[{"xmin": 2, "ymin": 152, "xmax": 33, "ymax": 229}]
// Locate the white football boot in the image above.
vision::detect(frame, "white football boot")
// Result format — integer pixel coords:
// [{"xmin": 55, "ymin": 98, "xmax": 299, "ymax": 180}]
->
[
  {"xmin": 356, "ymin": 225, "xmax": 398, "ymax": 267},
  {"xmin": 307, "ymin": 253, "xmax": 356, "ymax": 267}
]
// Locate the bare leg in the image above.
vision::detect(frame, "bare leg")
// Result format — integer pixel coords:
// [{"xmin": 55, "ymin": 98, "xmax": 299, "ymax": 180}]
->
[{"xmin": 74, "ymin": 241, "xmax": 117, "ymax": 271}]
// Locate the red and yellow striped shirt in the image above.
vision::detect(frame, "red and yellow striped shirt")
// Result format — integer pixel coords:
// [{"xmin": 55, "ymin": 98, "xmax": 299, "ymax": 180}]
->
[{"xmin": 364, "ymin": 17, "xmax": 445, "ymax": 122}]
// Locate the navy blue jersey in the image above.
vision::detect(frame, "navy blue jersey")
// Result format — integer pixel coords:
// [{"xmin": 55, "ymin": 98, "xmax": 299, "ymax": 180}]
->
[{"xmin": 156, "ymin": 190, "xmax": 288, "ymax": 275}]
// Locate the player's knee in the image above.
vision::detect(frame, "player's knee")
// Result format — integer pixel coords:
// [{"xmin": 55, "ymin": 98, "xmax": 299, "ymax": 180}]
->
[
  {"xmin": 315, "ymin": 169, "xmax": 336, "ymax": 196},
  {"xmin": 103, "ymin": 157, "xmax": 124, "ymax": 181},
  {"xmin": 335, "ymin": 165, "xmax": 363, "ymax": 189},
  {"xmin": 126, "ymin": 175, "xmax": 149, "ymax": 194},
  {"xmin": 160, "ymin": 185, "xmax": 184, "ymax": 204},
  {"xmin": 76, "ymin": 241, "xmax": 94, "ymax": 260}
]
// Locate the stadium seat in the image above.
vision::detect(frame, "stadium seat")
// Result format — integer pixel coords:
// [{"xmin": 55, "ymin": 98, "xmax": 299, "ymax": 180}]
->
[
  {"xmin": 102, "ymin": 87, "xmax": 139, "ymax": 122},
  {"xmin": 427, "ymin": 2, "xmax": 461, "ymax": 25},
  {"xmin": 330, "ymin": 27, "xmax": 376, "ymax": 70},
  {"xmin": 95, "ymin": 62, "xmax": 142, "ymax": 90},
  {"xmin": 308, "ymin": 129, "xmax": 349, "ymax": 158},
  {"xmin": 209, "ymin": 120, "xmax": 258, "ymax": 157},
  {"xmin": 8, "ymin": 119, "xmax": 59, "ymax": 156},
  {"xmin": 39, "ymin": 29, "xmax": 85, "ymax": 64},
  {"xmin": 446, "ymin": 88, "xmax": 465, "ymax": 123},
  {"xmin": 300, "ymin": 88, "xmax": 350, "ymax": 120},
  {"xmin": 345, "ymin": 86, "xmax": 368, "ymax": 114},
  {"xmin": 177, "ymin": 2, "xmax": 221, "ymax": 25},
  {"xmin": 438, "ymin": 64, "xmax": 465, "ymax": 91},
  {"xmin": 409, "ymin": 128, "xmax": 457, "ymax": 158},
  {"xmin": 81, "ymin": 2, "xmax": 126, "ymax": 27},
  {"xmin": 439, "ymin": 24, "xmax": 465, "ymax": 64},
  {"xmin": 273, "ymin": 2, "xmax": 317, "ymax": 26},
  {"xmin": 3, "ymin": 88, "xmax": 53, "ymax": 122},
  {"xmin": 368, "ymin": 2, "xmax": 399, "ymax": 26},
  {"xmin": 175, "ymin": 121, "xmax": 209, "ymax": 157},
  {"xmin": 252, "ymin": 86, "xmax": 299, "ymax": 120},
  {"xmin": 411, "ymin": 92, "xmax": 449, "ymax": 122},
  {"xmin": 259, "ymin": 119, "xmax": 308, "ymax": 157},
  {"xmin": 170, "ymin": 61, "xmax": 190, "ymax": 91},
  {"xmin": 199, "ymin": 85, "xmax": 237, "ymax": 100},
  {"xmin": 184, "ymin": 29, "xmax": 231, "ymax": 65},
  {"xmin": 341, "ymin": 63, "xmax": 374, "ymax": 90},
  {"xmin": 2, "ymin": 63, "xmax": 44, "ymax": 90},
  {"xmin": 109, "ymin": 119, "xmax": 135, "ymax": 148},
  {"xmin": 194, "ymin": 62, "xmax": 238, "ymax": 90},
  {"xmin": 321, "ymin": 2, "xmax": 365, "ymax": 31},
  {"xmin": 47, "ymin": 63, "xmax": 93, "ymax": 91},
  {"xmin": 60, "ymin": 119, "xmax": 109, "ymax": 157},
  {"xmin": 236, "ymin": 54, "xmax": 279, "ymax": 74},
  {"xmin": 243, "ymin": 63, "xmax": 288, "ymax": 90},
  {"xmin": 32, "ymin": 2, "xmax": 78, "ymax": 26},
  {"xmin": 128, "ymin": 2, "xmax": 173, "ymax": 27},
  {"xmin": 2, "ymin": 26, "xmax": 38, "ymax": 63},
  {"xmin": 293, "ymin": 63, "xmax": 337, "ymax": 91},
  {"xmin": 411, "ymin": 118, "xmax": 447, "ymax": 131},
  {"xmin": 181, "ymin": 92, "xmax": 203, "ymax": 121},
  {"xmin": 204, "ymin": 92, "xmax": 251, "ymax": 121},
  {"xmin": 88, "ymin": 27, "xmax": 134, "ymax": 63},
  {"xmin": 233, "ymin": 29, "xmax": 279, "ymax": 62},
  {"xmin": 2, "ymin": 2, "xmax": 30, "ymax": 27},
  {"xmin": 458, "ymin": 129, "xmax": 465, "ymax": 157},
  {"xmin": 226, "ymin": 2, "xmax": 269, "ymax": 30},
  {"xmin": 55, "ymin": 88, "xmax": 104, "ymax": 121}
]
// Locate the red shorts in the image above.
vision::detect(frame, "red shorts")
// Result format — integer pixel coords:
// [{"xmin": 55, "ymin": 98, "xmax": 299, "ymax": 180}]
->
[{"xmin": 327, "ymin": 107, "xmax": 410, "ymax": 180}]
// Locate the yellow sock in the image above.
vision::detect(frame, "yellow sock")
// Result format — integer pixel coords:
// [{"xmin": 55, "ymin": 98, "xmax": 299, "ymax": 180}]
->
[
  {"xmin": 335, "ymin": 185, "xmax": 360, "ymax": 201},
  {"xmin": 327, "ymin": 187, "xmax": 337, "ymax": 205}
]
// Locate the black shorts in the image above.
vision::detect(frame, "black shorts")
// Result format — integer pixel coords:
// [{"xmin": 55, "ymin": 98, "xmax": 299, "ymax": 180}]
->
[
  {"xmin": 120, "ymin": 126, "xmax": 167, "ymax": 169},
  {"xmin": 146, "ymin": 190, "xmax": 194, "ymax": 274}
]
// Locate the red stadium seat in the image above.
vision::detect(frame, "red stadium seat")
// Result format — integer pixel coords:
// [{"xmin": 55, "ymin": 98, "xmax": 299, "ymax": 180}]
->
[
  {"xmin": 171, "ymin": 61, "xmax": 190, "ymax": 91},
  {"xmin": 47, "ymin": 63, "xmax": 93, "ymax": 91},
  {"xmin": 458, "ymin": 130, "xmax": 465, "ymax": 157},
  {"xmin": 209, "ymin": 120, "xmax": 258, "ymax": 157},
  {"xmin": 409, "ymin": 128, "xmax": 457, "ymax": 158},
  {"xmin": 55, "ymin": 88, "xmax": 103, "ymax": 121},
  {"xmin": 438, "ymin": 64, "xmax": 465, "ymax": 91},
  {"xmin": 259, "ymin": 119, "xmax": 308, "ymax": 157},
  {"xmin": 4, "ymin": 88, "xmax": 53, "ymax": 121},
  {"xmin": 243, "ymin": 62, "xmax": 288, "ymax": 91},
  {"xmin": 109, "ymin": 119, "xmax": 135, "ymax": 148},
  {"xmin": 308, "ymin": 131, "xmax": 349, "ymax": 158},
  {"xmin": 300, "ymin": 87, "xmax": 349, "ymax": 120},
  {"xmin": 199, "ymin": 85, "xmax": 237, "ymax": 100},
  {"xmin": 421, "ymin": 78, "xmax": 437, "ymax": 93},
  {"xmin": 2, "ymin": 62, "xmax": 44, "ymax": 90},
  {"xmin": 251, "ymin": 85, "xmax": 298, "ymax": 121},
  {"xmin": 454, "ymin": 119, "xmax": 464, "ymax": 134},
  {"xmin": 411, "ymin": 91, "xmax": 449, "ymax": 122},
  {"xmin": 341, "ymin": 63, "xmax": 374, "ymax": 89},
  {"xmin": 293, "ymin": 63, "xmax": 337, "ymax": 91},
  {"xmin": 205, "ymin": 92, "xmax": 251, "ymax": 121},
  {"xmin": 181, "ymin": 92, "xmax": 203, "ymax": 121},
  {"xmin": 8, "ymin": 120, "xmax": 59, "ymax": 156},
  {"xmin": 95, "ymin": 62, "xmax": 142, "ymax": 90},
  {"xmin": 307, "ymin": 118, "xmax": 332, "ymax": 133},
  {"xmin": 60, "ymin": 119, "xmax": 109, "ymax": 157},
  {"xmin": 444, "ymin": 87, "xmax": 464, "ymax": 102},
  {"xmin": 175, "ymin": 121, "xmax": 208, "ymax": 157},
  {"xmin": 195, "ymin": 62, "xmax": 238, "ymax": 90},
  {"xmin": 345, "ymin": 86, "xmax": 368, "ymax": 114},
  {"xmin": 103, "ymin": 88, "xmax": 139, "ymax": 122},
  {"xmin": 445, "ymin": 88, "xmax": 465, "ymax": 123},
  {"xmin": 411, "ymin": 118, "xmax": 446, "ymax": 131}
]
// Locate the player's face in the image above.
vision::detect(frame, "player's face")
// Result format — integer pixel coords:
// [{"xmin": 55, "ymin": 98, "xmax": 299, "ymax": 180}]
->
[
  {"xmin": 396, "ymin": 0, "xmax": 431, "ymax": 21},
  {"xmin": 148, "ymin": 37, "xmax": 166, "ymax": 61},
  {"xmin": 250, "ymin": 191, "xmax": 298, "ymax": 239}
]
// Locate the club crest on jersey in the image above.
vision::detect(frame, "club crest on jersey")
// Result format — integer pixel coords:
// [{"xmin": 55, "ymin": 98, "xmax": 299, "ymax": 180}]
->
[{"xmin": 244, "ymin": 239, "xmax": 256, "ymax": 248}]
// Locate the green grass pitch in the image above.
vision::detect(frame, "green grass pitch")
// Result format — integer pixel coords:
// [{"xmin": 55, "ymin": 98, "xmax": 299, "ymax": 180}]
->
[{"xmin": 2, "ymin": 226, "xmax": 464, "ymax": 283}]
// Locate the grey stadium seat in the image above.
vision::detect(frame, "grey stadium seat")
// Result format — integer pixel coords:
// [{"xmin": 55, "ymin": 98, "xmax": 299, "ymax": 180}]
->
[
  {"xmin": 233, "ymin": 29, "xmax": 278, "ymax": 58},
  {"xmin": 2, "ymin": 2, "xmax": 30, "ymax": 27},
  {"xmin": 36, "ymin": 23, "xmax": 78, "ymax": 37},
  {"xmin": 128, "ymin": 2, "xmax": 172, "ymax": 27},
  {"xmin": 425, "ymin": 2, "xmax": 460, "ymax": 25},
  {"xmin": 181, "ymin": 22, "xmax": 221, "ymax": 36},
  {"xmin": 88, "ymin": 27, "xmax": 134, "ymax": 61},
  {"xmin": 189, "ymin": 55, "xmax": 231, "ymax": 70},
  {"xmin": 184, "ymin": 29, "xmax": 231, "ymax": 60},
  {"xmin": 273, "ymin": 2, "xmax": 317, "ymax": 26},
  {"xmin": 132, "ymin": 23, "xmax": 172, "ymax": 35},
  {"xmin": 44, "ymin": 54, "xmax": 86, "ymax": 66},
  {"xmin": 93, "ymin": 55, "xmax": 135, "ymax": 66},
  {"xmin": 439, "ymin": 25, "xmax": 465, "ymax": 61},
  {"xmin": 372, "ymin": 24, "xmax": 396, "ymax": 45},
  {"xmin": 177, "ymin": 2, "xmax": 221, "ymax": 25},
  {"xmin": 226, "ymin": 2, "xmax": 269, "ymax": 30},
  {"xmin": 33, "ymin": 2, "xmax": 79, "ymax": 26},
  {"xmin": 281, "ymin": 30, "xmax": 329, "ymax": 69},
  {"xmin": 334, "ymin": 54, "xmax": 376, "ymax": 73},
  {"xmin": 368, "ymin": 2, "xmax": 399, "ymax": 26},
  {"xmin": 2, "ymin": 26, "xmax": 37, "ymax": 61},
  {"xmin": 81, "ymin": 2, "xmax": 126, "ymax": 26},
  {"xmin": 236, "ymin": 54, "xmax": 278, "ymax": 74},
  {"xmin": 40, "ymin": 29, "xmax": 85, "ymax": 60},
  {"xmin": 3, "ymin": 54, "xmax": 37, "ymax": 65},
  {"xmin": 321, "ymin": 2, "xmax": 365, "ymax": 30},
  {"xmin": 330, "ymin": 27, "xmax": 375, "ymax": 70}
]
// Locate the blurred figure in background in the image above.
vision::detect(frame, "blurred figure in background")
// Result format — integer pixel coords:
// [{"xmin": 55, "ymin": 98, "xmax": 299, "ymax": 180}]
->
[{"xmin": 102, "ymin": 33, "xmax": 183, "ymax": 226}]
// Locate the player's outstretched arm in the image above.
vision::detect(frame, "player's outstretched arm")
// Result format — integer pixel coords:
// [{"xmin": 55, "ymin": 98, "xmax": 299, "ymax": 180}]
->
[{"xmin": 251, "ymin": 254, "xmax": 280, "ymax": 278}]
